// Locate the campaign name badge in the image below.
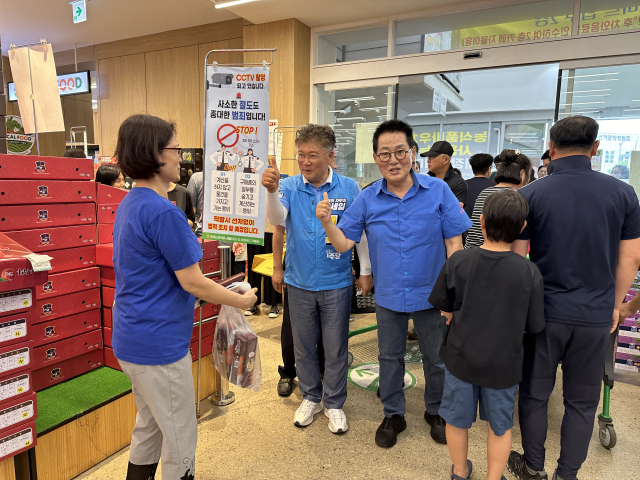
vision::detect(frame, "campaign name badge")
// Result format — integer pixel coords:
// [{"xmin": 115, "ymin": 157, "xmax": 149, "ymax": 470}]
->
[{"xmin": 329, "ymin": 198, "xmax": 347, "ymax": 211}]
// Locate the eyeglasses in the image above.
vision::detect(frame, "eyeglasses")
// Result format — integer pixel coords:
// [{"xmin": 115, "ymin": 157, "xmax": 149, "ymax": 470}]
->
[
  {"xmin": 375, "ymin": 150, "xmax": 409, "ymax": 163},
  {"xmin": 296, "ymin": 150, "xmax": 330, "ymax": 162},
  {"xmin": 164, "ymin": 147, "xmax": 182, "ymax": 156}
]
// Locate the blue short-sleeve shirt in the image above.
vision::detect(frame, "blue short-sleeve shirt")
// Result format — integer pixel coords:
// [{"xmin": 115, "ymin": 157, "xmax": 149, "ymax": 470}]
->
[
  {"xmin": 112, "ymin": 187, "xmax": 203, "ymax": 365},
  {"xmin": 338, "ymin": 171, "xmax": 472, "ymax": 312}
]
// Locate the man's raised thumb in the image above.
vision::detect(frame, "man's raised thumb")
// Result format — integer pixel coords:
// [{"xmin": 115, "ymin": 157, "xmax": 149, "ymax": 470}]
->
[
  {"xmin": 270, "ymin": 157, "xmax": 279, "ymax": 171},
  {"xmin": 323, "ymin": 192, "xmax": 329, "ymax": 202}
]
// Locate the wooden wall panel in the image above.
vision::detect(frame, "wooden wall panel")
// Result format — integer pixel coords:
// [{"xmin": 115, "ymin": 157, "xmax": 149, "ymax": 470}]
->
[
  {"xmin": 97, "ymin": 54, "xmax": 147, "ymax": 157},
  {"xmin": 95, "ymin": 19, "xmax": 244, "ymax": 60},
  {"xmin": 0, "ymin": 457, "xmax": 15, "ymax": 480},
  {"xmin": 243, "ymin": 19, "xmax": 311, "ymax": 177},
  {"xmin": 62, "ymin": 94, "xmax": 95, "ymax": 144},
  {"xmin": 145, "ymin": 46, "xmax": 201, "ymax": 148}
]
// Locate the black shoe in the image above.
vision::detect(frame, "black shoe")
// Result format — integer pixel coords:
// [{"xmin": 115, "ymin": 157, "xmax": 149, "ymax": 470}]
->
[
  {"xmin": 424, "ymin": 411, "xmax": 447, "ymax": 444},
  {"xmin": 126, "ymin": 462, "xmax": 158, "ymax": 480},
  {"xmin": 277, "ymin": 378, "xmax": 294, "ymax": 397},
  {"xmin": 375, "ymin": 415, "xmax": 406, "ymax": 448},
  {"xmin": 507, "ymin": 451, "xmax": 549, "ymax": 480}
]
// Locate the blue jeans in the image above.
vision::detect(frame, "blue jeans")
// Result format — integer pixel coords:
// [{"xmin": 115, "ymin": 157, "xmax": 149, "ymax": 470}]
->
[
  {"xmin": 287, "ymin": 285, "xmax": 352, "ymax": 409},
  {"xmin": 376, "ymin": 305, "xmax": 446, "ymax": 417}
]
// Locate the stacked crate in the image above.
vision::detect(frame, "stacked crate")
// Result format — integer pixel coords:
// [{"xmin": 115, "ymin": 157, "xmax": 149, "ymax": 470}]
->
[
  {"xmin": 615, "ymin": 271, "xmax": 640, "ymax": 373},
  {"xmin": 0, "ymin": 232, "xmax": 48, "ymax": 463},
  {"xmin": 0, "ymin": 154, "xmax": 103, "ymax": 392}
]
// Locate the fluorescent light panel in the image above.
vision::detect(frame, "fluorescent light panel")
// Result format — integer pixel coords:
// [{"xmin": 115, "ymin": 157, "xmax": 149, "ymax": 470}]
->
[
  {"xmin": 214, "ymin": 0, "xmax": 256, "ymax": 8},
  {"xmin": 566, "ymin": 72, "xmax": 618, "ymax": 79},
  {"xmin": 336, "ymin": 96, "xmax": 375, "ymax": 102}
]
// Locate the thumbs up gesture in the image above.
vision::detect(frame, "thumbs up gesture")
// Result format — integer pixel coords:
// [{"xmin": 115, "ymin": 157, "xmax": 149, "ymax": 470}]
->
[
  {"xmin": 316, "ymin": 192, "xmax": 332, "ymax": 224},
  {"xmin": 262, "ymin": 157, "xmax": 281, "ymax": 193}
]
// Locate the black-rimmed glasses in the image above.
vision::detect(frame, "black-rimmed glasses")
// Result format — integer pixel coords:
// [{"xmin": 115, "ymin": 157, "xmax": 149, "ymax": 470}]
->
[
  {"xmin": 164, "ymin": 147, "xmax": 182, "ymax": 156},
  {"xmin": 375, "ymin": 150, "xmax": 409, "ymax": 163}
]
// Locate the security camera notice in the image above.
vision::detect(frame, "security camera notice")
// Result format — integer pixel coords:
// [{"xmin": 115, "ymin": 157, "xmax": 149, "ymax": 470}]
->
[{"xmin": 203, "ymin": 66, "xmax": 270, "ymax": 246}]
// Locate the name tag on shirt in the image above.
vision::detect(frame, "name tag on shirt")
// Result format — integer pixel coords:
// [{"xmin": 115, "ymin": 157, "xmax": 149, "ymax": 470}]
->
[{"xmin": 329, "ymin": 198, "xmax": 347, "ymax": 211}]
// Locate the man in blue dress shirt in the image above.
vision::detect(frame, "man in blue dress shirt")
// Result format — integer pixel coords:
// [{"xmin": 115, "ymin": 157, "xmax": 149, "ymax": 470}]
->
[{"xmin": 317, "ymin": 119, "xmax": 472, "ymax": 448}]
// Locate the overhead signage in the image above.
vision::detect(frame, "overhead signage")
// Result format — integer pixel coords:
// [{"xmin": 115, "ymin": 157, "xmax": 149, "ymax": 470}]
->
[
  {"xmin": 72, "ymin": 0, "xmax": 87, "ymax": 23},
  {"xmin": 203, "ymin": 66, "xmax": 269, "ymax": 246},
  {"xmin": 7, "ymin": 71, "xmax": 91, "ymax": 102}
]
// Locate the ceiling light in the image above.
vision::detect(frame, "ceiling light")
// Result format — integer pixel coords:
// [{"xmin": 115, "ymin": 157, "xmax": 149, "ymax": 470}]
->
[
  {"xmin": 574, "ymin": 79, "xmax": 619, "ymax": 83},
  {"xmin": 571, "ymin": 94, "xmax": 610, "ymax": 98},
  {"xmin": 623, "ymin": 108, "xmax": 640, "ymax": 111},
  {"xmin": 328, "ymin": 109, "xmax": 347, "ymax": 114},
  {"xmin": 213, "ymin": 0, "xmax": 257, "ymax": 8},
  {"xmin": 337, "ymin": 117, "xmax": 366, "ymax": 122},
  {"xmin": 566, "ymin": 72, "xmax": 618, "ymax": 79},
  {"xmin": 565, "ymin": 89, "xmax": 611, "ymax": 94},
  {"xmin": 359, "ymin": 107, "xmax": 388, "ymax": 111},
  {"xmin": 336, "ymin": 96, "xmax": 375, "ymax": 102},
  {"xmin": 559, "ymin": 101, "xmax": 605, "ymax": 105},
  {"xmin": 632, "ymin": 100, "xmax": 640, "ymax": 102}
]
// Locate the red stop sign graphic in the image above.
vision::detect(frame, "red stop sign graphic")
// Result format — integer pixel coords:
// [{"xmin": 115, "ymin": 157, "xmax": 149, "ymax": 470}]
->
[{"xmin": 217, "ymin": 124, "xmax": 239, "ymax": 148}]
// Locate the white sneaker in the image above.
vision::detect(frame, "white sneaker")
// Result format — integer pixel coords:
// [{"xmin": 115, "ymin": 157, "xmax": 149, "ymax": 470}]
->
[
  {"xmin": 324, "ymin": 407, "xmax": 349, "ymax": 434},
  {"xmin": 293, "ymin": 399, "xmax": 323, "ymax": 427}
]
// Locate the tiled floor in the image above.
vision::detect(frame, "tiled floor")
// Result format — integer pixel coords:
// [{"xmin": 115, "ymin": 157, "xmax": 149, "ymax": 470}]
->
[{"xmin": 77, "ymin": 309, "xmax": 640, "ymax": 479}]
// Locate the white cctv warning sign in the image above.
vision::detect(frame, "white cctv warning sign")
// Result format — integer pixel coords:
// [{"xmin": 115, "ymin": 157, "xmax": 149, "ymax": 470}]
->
[{"xmin": 203, "ymin": 67, "xmax": 269, "ymax": 245}]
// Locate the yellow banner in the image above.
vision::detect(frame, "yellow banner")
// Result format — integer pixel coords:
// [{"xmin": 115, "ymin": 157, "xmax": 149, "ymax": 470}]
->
[{"xmin": 459, "ymin": 8, "xmax": 640, "ymax": 47}]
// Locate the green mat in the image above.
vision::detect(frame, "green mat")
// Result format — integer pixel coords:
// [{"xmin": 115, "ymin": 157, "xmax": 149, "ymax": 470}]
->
[{"xmin": 36, "ymin": 367, "xmax": 132, "ymax": 434}]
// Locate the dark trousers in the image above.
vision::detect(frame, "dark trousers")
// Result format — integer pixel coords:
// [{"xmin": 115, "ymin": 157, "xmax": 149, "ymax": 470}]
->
[
  {"xmin": 278, "ymin": 288, "xmax": 325, "ymax": 379},
  {"xmin": 519, "ymin": 322, "xmax": 610, "ymax": 480},
  {"xmin": 247, "ymin": 233, "xmax": 281, "ymax": 307}
]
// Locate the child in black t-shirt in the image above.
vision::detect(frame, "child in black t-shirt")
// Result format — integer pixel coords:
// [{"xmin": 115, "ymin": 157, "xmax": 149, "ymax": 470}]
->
[{"xmin": 428, "ymin": 189, "xmax": 545, "ymax": 480}]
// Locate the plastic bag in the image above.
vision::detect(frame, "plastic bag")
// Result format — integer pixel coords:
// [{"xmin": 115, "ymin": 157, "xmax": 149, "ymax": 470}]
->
[{"xmin": 212, "ymin": 282, "xmax": 262, "ymax": 392}]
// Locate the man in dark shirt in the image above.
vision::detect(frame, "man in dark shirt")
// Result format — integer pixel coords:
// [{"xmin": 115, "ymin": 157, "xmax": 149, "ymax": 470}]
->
[
  {"xmin": 540, "ymin": 149, "xmax": 551, "ymax": 168},
  {"xmin": 464, "ymin": 153, "xmax": 495, "ymax": 217},
  {"xmin": 423, "ymin": 141, "xmax": 468, "ymax": 207},
  {"xmin": 429, "ymin": 189, "xmax": 545, "ymax": 480},
  {"xmin": 508, "ymin": 116, "xmax": 640, "ymax": 480},
  {"xmin": 168, "ymin": 182, "xmax": 195, "ymax": 228}
]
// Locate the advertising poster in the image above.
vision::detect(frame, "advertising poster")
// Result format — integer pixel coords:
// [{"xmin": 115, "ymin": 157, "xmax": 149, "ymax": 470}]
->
[
  {"xmin": 203, "ymin": 66, "xmax": 269, "ymax": 246},
  {"xmin": 5, "ymin": 116, "xmax": 35, "ymax": 155}
]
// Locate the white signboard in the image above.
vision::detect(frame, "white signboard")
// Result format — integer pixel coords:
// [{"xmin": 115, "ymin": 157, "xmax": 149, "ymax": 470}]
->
[
  {"xmin": 203, "ymin": 67, "xmax": 269, "ymax": 246},
  {"xmin": 268, "ymin": 119, "xmax": 278, "ymax": 156},
  {"xmin": 72, "ymin": 0, "xmax": 87, "ymax": 23},
  {"xmin": 432, "ymin": 89, "xmax": 441, "ymax": 113}
]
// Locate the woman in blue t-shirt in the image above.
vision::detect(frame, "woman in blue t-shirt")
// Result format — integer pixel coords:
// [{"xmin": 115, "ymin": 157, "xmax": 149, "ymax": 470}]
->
[{"xmin": 112, "ymin": 114, "xmax": 257, "ymax": 480}]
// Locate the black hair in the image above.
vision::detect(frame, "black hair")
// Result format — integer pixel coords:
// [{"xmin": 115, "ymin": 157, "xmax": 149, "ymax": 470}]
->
[
  {"xmin": 63, "ymin": 148, "xmax": 86, "ymax": 158},
  {"xmin": 408, "ymin": 137, "xmax": 419, "ymax": 152},
  {"xmin": 495, "ymin": 149, "xmax": 532, "ymax": 185},
  {"xmin": 95, "ymin": 164, "xmax": 122, "ymax": 187},
  {"xmin": 494, "ymin": 154, "xmax": 501, "ymax": 165},
  {"xmin": 541, "ymin": 149, "xmax": 550, "ymax": 160},
  {"xmin": 482, "ymin": 189, "xmax": 529, "ymax": 243},
  {"xmin": 550, "ymin": 115, "xmax": 599, "ymax": 151},
  {"xmin": 372, "ymin": 120, "xmax": 413, "ymax": 153},
  {"xmin": 115, "ymin": 115, "xmax": 176, "ymax": 180},
  {"xmin": 469, "ymin": 153, "xmax": 494, "ymax": 175}
]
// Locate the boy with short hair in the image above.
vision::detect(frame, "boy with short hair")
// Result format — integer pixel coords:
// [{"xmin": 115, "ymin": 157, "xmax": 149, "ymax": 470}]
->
[{"xmin": 428, "ymin": 189, "xmax": 546, "ymax": 480}]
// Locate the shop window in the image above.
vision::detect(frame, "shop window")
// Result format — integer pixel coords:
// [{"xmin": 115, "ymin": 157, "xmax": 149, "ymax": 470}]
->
[
  {"xmin": 317, "ymin": 26, "xmax": 389, "ymax": 65},
  {"xmin": 394, "ymin": 0, "xmax": 574, "ymax": 55},
  {"xmin": 317, "ymin": 84, "xmax": 396, "ymax": 186},
  {"xmin": 579, "ymin": 1, "xmax": 640, "ymax": 35}
]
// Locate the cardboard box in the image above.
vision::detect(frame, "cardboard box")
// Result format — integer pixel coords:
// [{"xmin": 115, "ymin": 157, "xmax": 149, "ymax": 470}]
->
[
  {"xmin": 0, "ymin": 154, "xmax": 93, "ymax": 180},
  {"xmin": 0, "ymin": 203, "xmax": 95, "ymax": 231},
  {"xmin": 103, "ymin": 347, "xmax": 121, "ymax": 371},
  {"xmin": 32, "ymin": 310, "xmax": 101, "ymax": 347},
  {"xmin": 96, "ymin": 244, "xmax": 113, "ymax": 267},
  {"xmin": 0, "ymin": 342, "xmax": 31, "ymax": 377},
  {"xmin": 97, "ymin": 204, "xmax": 119, "ymax": 224},
  {"xmin": 100, "ymin": 266, "xmax": 115, "ymax": 288},
  {"xmin": 102, "ymin": 286, "xmax": 114, "ymax": 308},
  {"xmin": 34, "ymin": 288, "xmax": 100, "ymax": 324},
  {"xmin": 103, "ymin": 327, "xmax": 112, "ymax": 348},
  {"xmin": 189, "ymin": 334, "xmax": 213, "ymax": 361},
  {"xmin": 0, "ymin": 288, "xmax": 35, "ymax": 319},
  {"xmin": 36, "ymin": 267, "xmax": 100, "ymax": 300},
  {"xmin": 32, "ymin": 349, "xmax": 103, "ymax": 392},
  {"xmin": 102, "ymin": 307, "xmax": 112, "ymax": 328},
  {"xmin": 97, "ymin": 224, "xmax": 114, "ymax": 245},
  {"xmin": 203, "ymin": 258, "xmax": 220, "ymax": 276},
  {"xmin": 194, "ymin": 302, "xmax": 219, "ymax": 322},
  {"xmin": 0, "ymin": 180, "xmax": 95, "ymax": 205},
  {"xmin": 0, "ymin": 372, "xmax": 32, "ymax": 406},
  {"xmin": 32, "ymin": 329, "xmax": 102, "ymax": 369},
  {"xmin": 95, "ymin": 183, "xmax": 127, "ymax": 205},
  {"xmin": 0, "ymin": 233, "xmax": 48, "ymax": 292},
  {"xmin": 203, "ymin": 240, "xmax": 219, "ymax": 260},
  {"xmin": 228, "ymin": 330, "xmax": 258, "ymax": 388},
  {"xmin": 0, "ymin": 420, "xmax": 37, "ymax": 462},
  {"xmin": 0, "ymin": 392, "xmax": 36, "ymax": 433},
  {"xmin": 48, "ymin": 246, "xmax": 96, "ymax": 274},
  {"xmin": 190, "ymin": 319, "xmax": 216, "ymax": 343},
  {"xmin": 0, "ymin": 312, "xmax": 32, "ymax": 348},
  {"xmin": 4, "ymin": 225, "xmax": 97, "ymax": 253}
]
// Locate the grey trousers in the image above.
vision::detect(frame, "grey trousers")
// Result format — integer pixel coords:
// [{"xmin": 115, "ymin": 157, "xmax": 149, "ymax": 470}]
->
[{"xmin": 119, "ymin": 353, "xmax": 197, "ymax": 480}]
